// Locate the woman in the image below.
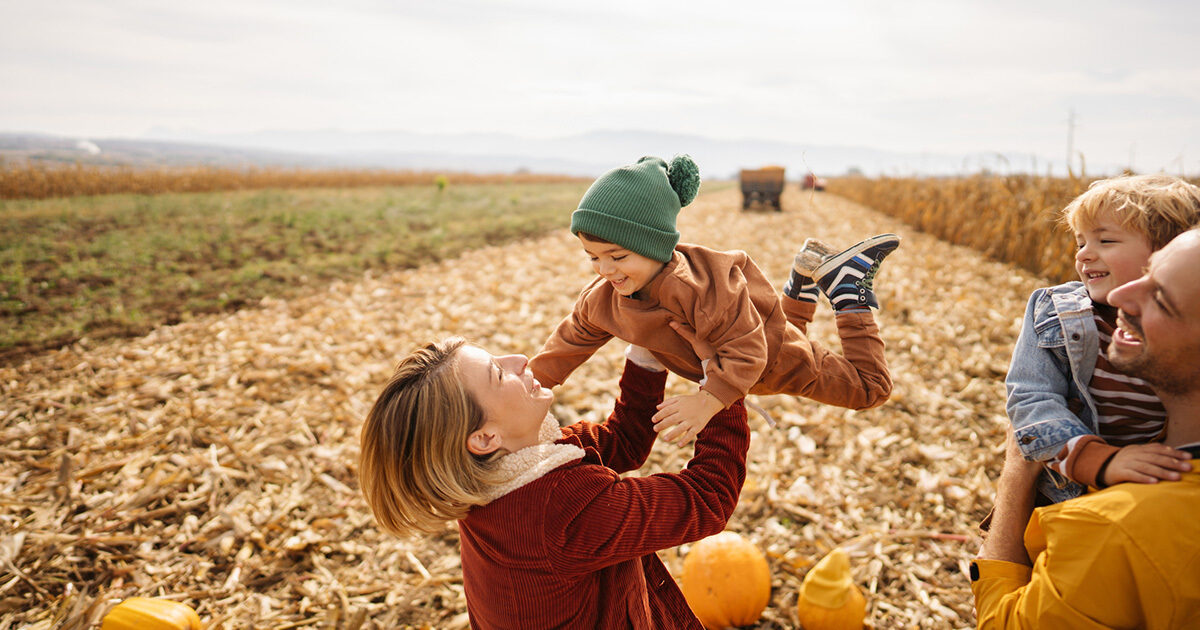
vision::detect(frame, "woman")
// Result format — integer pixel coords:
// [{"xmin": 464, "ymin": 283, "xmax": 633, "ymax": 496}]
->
[{"xmin": 358, "ymin": 334, "xmax": 750, "ymax": 629}]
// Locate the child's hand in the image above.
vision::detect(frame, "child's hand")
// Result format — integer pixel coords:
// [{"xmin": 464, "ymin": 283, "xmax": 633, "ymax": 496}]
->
[
  {"xmin": 1101, "ymin": 443, "xmax": 1193, "ymax": 486},
  {"xmin": 653, "ymin": 391, "xmax": 724, "ymax": 445}
]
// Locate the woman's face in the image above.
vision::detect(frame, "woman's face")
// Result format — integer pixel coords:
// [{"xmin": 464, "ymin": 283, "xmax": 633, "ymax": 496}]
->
[{"xmin": 456, "ymin": 345, "xmax": 554, "ymax": 453}]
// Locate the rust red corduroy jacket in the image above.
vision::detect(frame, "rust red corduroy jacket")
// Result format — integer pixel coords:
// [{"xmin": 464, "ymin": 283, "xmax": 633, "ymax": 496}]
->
[{"xmin": 458, "ymin": 360, "xmax": 750, "ymax": 629}]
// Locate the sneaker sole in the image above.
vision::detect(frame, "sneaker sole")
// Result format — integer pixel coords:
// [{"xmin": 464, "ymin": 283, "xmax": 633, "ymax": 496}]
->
[{"xmin": 813, "ymin": 233, "xmax": 901, "ymax": 278}]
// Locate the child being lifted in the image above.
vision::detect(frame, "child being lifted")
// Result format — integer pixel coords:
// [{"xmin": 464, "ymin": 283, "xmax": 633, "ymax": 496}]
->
[{"xmin": 529, "ymin": 155, "xmax": 899, "ymax": 443}]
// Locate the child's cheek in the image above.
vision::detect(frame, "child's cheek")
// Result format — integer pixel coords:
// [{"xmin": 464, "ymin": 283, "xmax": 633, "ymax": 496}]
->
[{"xmin": 1087, "ymin": 285, "xmax": 1113, "ymax": 306}]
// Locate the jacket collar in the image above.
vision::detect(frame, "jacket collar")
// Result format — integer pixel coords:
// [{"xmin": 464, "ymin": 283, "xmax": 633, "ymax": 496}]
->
[
  {"xmin": 479, "ymin": 414, "xmax": 584, "ymax": 504},
  {"xmin": 1049, "ymin": 281, "xmax": 1093, "ymax": 314}
]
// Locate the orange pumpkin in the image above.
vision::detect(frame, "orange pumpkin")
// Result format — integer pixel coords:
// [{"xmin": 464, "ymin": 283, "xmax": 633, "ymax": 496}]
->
[
  {"xmin": 680, "ymin": 531, "xmax": 771, "ymax": 629},
  {"xmin": 795, "ymin": 547, "xmax": 866, "ymax": 630},
  {"xmin": 100, "ymin": 597, "xmax": 203, "ymax": 630}
]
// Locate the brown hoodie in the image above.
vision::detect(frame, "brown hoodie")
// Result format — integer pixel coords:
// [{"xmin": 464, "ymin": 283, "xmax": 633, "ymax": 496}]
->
[{"xmin": 530, "ymin": 243, "xmax": 891, "ymax": 410}]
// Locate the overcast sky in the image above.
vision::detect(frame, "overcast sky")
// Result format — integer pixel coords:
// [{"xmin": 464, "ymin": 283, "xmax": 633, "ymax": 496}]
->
[{"xmin": 3, "ymin": 0, "xmax": 1199, "ymax": 175}]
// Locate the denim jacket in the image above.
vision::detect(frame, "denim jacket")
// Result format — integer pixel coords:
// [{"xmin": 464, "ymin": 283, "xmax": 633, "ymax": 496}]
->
[{"xmin": 1005, "ymin": 281, "xmax": 1098, "ymax": 502}]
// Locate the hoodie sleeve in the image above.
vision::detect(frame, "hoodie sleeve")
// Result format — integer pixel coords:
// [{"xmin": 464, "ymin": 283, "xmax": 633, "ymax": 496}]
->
[{"xmin": 529, "ymin": 283, "xmax": 614, "ymax": 388}]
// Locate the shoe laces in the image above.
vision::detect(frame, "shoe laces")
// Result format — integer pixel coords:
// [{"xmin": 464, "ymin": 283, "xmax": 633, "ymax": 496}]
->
[{"xmin": 859, "ymin": 261, "xmax": 880, "ymax": 290}]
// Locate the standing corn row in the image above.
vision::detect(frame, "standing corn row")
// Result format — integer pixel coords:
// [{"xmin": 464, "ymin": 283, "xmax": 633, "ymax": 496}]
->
[{"xmin": 830, "ymin": 175, "xmax": 1093, "ymax": 282}]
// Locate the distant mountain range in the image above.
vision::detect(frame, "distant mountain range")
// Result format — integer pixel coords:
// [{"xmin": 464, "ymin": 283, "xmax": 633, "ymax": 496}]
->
[{"xmin": 2, "ymin": 129, "xmax": 1117, "ymax": 178}]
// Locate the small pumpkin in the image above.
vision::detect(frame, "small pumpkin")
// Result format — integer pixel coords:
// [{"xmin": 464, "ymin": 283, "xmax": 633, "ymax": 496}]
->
[
  {"xmin": 100, "ymin": 597, "xmax": 203, "ymax": 630},
  {"xmin": 680, "ymin": 531, "xmax": 771, "ymax": 629},
  {"xmin": 796, "ymin": 547, "xmax": 866, "ymax": 630}
]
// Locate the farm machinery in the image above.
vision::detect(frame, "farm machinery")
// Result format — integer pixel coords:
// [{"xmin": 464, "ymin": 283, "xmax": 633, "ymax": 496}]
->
[{"xmin": 739, "ymin": 166, "xmax": 785, "ymax": 211}]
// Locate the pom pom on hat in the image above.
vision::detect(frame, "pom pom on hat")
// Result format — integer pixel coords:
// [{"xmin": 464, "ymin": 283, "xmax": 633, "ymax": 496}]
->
[{"xmin": 667, "ymin": 154, "xmax": 701, "ymax": 206}]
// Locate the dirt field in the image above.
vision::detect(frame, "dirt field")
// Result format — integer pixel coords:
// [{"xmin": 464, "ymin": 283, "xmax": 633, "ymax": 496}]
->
[{"xmin": 1, "ymin": 187, "xmax": 1047, "ymax": 628}]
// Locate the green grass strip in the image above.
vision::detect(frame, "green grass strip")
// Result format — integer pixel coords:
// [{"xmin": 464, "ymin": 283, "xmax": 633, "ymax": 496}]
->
[{"xmin": 1, "ymin": 182, "xmax": 594, "ymax": 359}]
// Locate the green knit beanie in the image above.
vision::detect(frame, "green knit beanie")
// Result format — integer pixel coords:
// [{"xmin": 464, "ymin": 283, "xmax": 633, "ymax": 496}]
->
[{"xmin": 571, "ymin": 154, "xmax": 701, "ymax": 263}]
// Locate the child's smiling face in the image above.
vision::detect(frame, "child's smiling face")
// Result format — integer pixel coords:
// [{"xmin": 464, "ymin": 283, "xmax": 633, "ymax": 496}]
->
[
  {"xmin": 1074, "ymin": 208, "xmax": 1153, "ymax": 305},
  {"xmin": 578, "ymin": 235, "xmax": 666, "ymax": 297}
]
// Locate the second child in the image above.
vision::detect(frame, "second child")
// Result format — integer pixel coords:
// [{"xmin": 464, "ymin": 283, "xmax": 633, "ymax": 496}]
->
[{"xmin": 1006, "ymin": 174, "xmax": 1200, "ymax": 502}]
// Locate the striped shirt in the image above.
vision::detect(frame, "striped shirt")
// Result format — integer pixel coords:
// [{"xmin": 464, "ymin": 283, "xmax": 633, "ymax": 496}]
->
[{"xmin": 1049, "ymin": 306, "xmax": 1167, "ymax": 486}]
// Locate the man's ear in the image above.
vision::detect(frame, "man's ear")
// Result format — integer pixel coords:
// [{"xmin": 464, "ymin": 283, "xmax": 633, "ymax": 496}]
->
[{"xmin": 467, "ymin": 426, "xmax": 503, "ymax": 456}]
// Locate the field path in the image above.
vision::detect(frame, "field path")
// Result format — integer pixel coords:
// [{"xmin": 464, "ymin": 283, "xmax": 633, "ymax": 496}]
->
[{"xmin": 2, "ymin": 187, "xmax": 1047, "ymax": 628}]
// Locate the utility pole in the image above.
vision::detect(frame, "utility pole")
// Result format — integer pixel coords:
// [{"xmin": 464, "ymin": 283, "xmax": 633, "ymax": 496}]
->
[{"xmin": 1065, "ymin": 108, "xmax": 1076, "ymax": 177}]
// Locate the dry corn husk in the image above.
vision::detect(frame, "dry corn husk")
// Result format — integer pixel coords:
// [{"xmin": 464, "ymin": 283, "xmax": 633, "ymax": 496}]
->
[{"xmin": 1, "ymin": 187, "xmax": 1046, "ymax": 628}]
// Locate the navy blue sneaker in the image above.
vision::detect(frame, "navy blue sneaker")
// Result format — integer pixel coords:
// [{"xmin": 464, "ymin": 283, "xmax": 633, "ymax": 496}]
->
[{"xmin": 813, "ymin": 234, "xmax": 900, "ymax": 310}]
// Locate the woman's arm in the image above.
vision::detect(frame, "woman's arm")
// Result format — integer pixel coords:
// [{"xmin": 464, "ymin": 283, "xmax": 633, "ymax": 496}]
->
[
  {"xmin": 546, "ymin": 399, "xmax": 751, "ymax": 574},
  {"xmin": 549, "ymin": 325, "xmax": 747, "ymax": 573},
  {"xmin": 564, "ymin": 327, "xmax": 718, "ymax": 471},
  {"xmin": 561, "ymin": 355, "xmax": 667, "ymax": 474}
]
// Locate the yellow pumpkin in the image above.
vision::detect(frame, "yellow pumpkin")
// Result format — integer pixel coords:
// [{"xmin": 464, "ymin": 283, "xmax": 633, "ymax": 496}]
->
[
  {"xmin": 680, "ymin": 531, "xmax": 771, "ymax": 629},
  {"xmin": 100, "ymin": 597, "xmax": 203, "ymax": 630},
  {"xmin": 795, "ymin": 547, "xmax": 866, "ymax": 630}
]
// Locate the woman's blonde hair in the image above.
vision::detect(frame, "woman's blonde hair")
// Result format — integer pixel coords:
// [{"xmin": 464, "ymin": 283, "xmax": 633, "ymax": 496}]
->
[
  {"xmin": 1061, "ymin": 174, "xmax": 1200, "ymax": 249},
  {"xmin": 358, "ymin": 337, "xmax": 504, "ymax": 537}
]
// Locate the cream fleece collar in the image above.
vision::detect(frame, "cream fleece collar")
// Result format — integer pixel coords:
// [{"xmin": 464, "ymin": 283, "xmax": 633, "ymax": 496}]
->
[{"xmin": 480, "ymin": 414, "xmax": 585, "ymax": 504}]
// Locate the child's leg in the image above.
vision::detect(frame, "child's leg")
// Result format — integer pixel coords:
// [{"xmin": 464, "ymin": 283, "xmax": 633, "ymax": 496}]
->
[
  {"xmin": 757, "ymin": 311, "xmax": 891, "ymax": 410},
  {"xmin": 760, "ymin": 235, "xmax": 899, "ymax": 409},
  {"xmin": 836, "ymin": 309, "xmax": 892, "ymax": 407},
  {"xmin": 781, "ymin": 294, "xmax": 816, "ymax": 334},
  {"xmin": 834, "ymin": 310, "xmax": 893, "ymax": 408},
  {"xmin": 780, "ymin": 239, "xmax": 829, "ymax": 333}
]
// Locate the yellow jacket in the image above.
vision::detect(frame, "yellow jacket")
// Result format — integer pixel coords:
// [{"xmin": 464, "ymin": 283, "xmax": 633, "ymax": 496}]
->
[{"xmin": 973, "ymin": 458, "xmax": 1200, "ymax": 629}]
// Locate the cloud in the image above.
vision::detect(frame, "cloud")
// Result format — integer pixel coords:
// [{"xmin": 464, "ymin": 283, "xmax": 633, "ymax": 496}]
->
[{"xmin": 1, "ymin": 0, "xmax": 1198, "ymax": 174}]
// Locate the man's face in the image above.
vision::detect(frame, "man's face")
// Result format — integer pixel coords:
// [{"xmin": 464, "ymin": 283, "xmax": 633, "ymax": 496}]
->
[{"xmin": 1107, "ymin": 230, "xmax": 1200, "ymax": 395}]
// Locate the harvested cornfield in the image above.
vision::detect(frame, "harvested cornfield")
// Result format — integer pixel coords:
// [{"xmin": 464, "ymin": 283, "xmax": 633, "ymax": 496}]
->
[
  {"xmin": 0, "ymin": 163, "xmax": 586, "ymax": 200},
  {"xmin": 1, "ymin": 187, "xmax": 1047, "ymax": 628},
  {"xmin": 829, "ymin": 175, "xmax": 1093, "ymax": 283}
]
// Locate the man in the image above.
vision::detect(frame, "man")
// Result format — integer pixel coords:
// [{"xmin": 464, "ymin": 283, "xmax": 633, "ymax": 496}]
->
[{"xmin": 972, "ymin": 227, "xmax": 1200, "ymax": 628}]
